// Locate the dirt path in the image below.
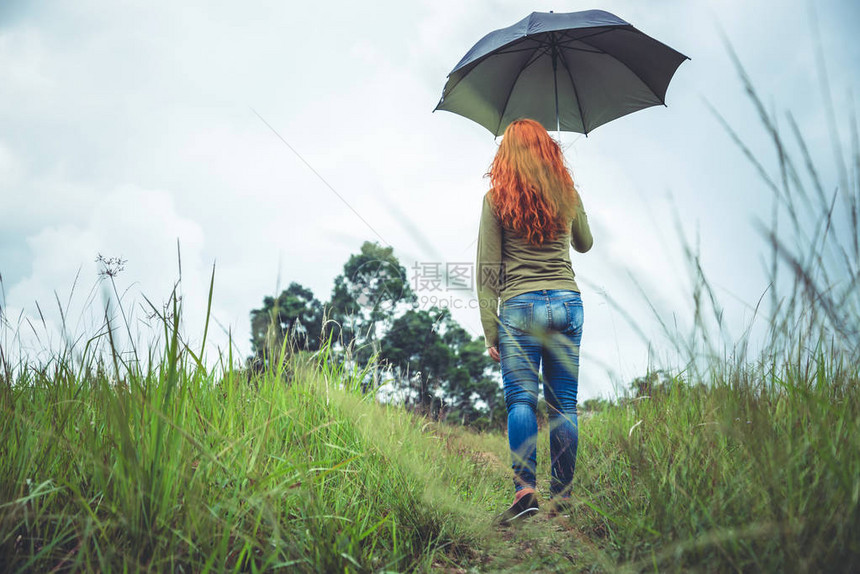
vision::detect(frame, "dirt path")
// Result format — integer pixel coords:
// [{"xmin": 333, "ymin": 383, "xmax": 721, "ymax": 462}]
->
[{"xmin": 423, "ymin": 423, "xmax": 613, "ymax": 573}]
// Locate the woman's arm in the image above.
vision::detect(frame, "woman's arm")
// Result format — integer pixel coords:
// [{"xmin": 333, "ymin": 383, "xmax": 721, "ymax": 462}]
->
[
  {"xmin": 570, "ymin": 196, "xmax": 594, "ymax": 253},
  {"xmin": 476, "ymin": 192, "xmax": 503, "ymax": 349}
]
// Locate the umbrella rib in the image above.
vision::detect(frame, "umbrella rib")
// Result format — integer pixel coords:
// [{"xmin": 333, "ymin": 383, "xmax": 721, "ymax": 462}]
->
[
  {"xmin": 557, "ymin": 46, "xmax": 604, "ymax": 54},
  {"xmin": 493, "ymin": 45, "xmax": 547, "ymax": 56},
  {"xmin": 523, "ymin": 45, "xmax": 553, "ymax": 68},
  {"xmin": 442, "ymin": 36, "xmax": 534, "ymax": 96},
  {"xmin": 494, "ymin": 46, "xmax": 546, "ymax": 136},
  {"xmin": 455, "ymin": 29, "xmax": 615, "ymax": 67},
  {"xmin": 574, "ymin": 29, "xmax": 666, "ymax": 105},
  {"xmin": 557, "ymin": 48, "xmax": 588, "ymax": 135},
  {"xmin": 435, "ymin": 42, "xmax": 550, "ymax": 114},
  {"xmin": 437, "ymin": 28, "xmax": 622, "ymax": 109},
  {"xmin": 501, "ymin": 44, "xmax": 598, "ymax": 59},
  {"xmin": 551, "ymin": 28, "xmax": 619, "ymax": 49}
]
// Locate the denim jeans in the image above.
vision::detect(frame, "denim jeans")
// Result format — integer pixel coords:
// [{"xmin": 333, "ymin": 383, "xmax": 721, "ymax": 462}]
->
[{"xmin": 498, "ymin": 288, "xmax": 583, "ymax": 496}]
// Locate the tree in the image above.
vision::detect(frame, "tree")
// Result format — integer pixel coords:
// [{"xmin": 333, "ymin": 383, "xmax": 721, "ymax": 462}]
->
[
  {"xmin": 629, "ymin": 369, "xmax": 676, "ymax": 398},
  {"xmin": 249, "ymin": 282, "xmax": 323, "ymax": 361},
  {"xmin": 580, "ymin": 397, "xmax": 611, "ymax": 413},
  {"xmin": 438, "ymin": 311, "xmax": 504, "ymax": 426},
  {"xmin": 379, "ymin": 307, "xmax": 450, "ymax": 414},
  {"xmin": 325, "ymin": 241, "xmax": 415, "ymax": 361},
  {"xmin": 245, "ymin": 241, "xmax": 506, "ymax": 430},
  {"xmin": 379, "ymin": 306, "xmax": 503, "ymax": 424}
]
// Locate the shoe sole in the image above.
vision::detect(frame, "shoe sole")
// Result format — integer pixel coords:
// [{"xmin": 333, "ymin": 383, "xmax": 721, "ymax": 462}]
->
[{"xmin": 499, "ymin": 506, "xmax": 539, "ymax": 525}]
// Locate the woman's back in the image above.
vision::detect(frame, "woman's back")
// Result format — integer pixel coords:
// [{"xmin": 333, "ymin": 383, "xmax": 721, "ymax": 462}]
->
[
  {"xmin": 476, "ymin": 191, "xmax": 592, "ymax": 349},
  {"xmin": 495, "ymin": 192, "xmax": 592, "ymax": 297}
]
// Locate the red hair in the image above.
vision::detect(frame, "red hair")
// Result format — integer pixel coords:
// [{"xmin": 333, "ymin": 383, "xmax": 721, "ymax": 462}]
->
[{"xmin": 486, "ymin": 119, "xmax": 580, "ymax": 246}]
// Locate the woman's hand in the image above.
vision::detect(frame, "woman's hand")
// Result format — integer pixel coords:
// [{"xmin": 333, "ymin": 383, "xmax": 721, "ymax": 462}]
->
[{"xmin": 488, "ymin": 346, "xmax": 500, "ymax": 363}]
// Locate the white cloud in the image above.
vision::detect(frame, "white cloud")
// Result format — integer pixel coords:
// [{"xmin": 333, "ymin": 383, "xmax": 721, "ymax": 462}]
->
[
  {"xmin": 5, "ymin": 185, "xmax": 218, "ymax": 360},
  {"xmin": 1, "ymin": 0, "xmax": 856, "ymax": 398},
  {"xmin": 0, "ymin": 141, "xmax": 21, "ymax": 184}
]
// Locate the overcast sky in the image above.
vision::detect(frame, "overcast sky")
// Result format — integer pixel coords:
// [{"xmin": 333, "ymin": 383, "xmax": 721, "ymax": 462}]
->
[{"xmin": 1, "ymin": 0, "xmax": 857, "ymax": 399}]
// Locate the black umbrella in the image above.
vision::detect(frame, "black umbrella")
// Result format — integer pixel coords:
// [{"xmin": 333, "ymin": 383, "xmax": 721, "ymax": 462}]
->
[{"xmin": 434, "ymin": 10, "xmax": 689, "ymax": 136}]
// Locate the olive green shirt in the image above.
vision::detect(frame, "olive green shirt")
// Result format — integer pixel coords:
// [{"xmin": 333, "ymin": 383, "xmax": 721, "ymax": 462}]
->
[{"xmin": 476, "ymin": 191, "xmax": 594, "ymax": 348}]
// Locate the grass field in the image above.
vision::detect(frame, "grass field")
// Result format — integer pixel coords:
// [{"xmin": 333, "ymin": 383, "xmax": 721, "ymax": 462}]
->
[{"xmin": 1, "ymin": 309, "xmax": 858, "ymax": 572}]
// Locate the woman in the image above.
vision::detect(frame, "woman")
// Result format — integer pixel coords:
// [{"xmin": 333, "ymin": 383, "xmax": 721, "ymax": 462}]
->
[{"xmin": 476, "ymin": 118, "xmax": 593, "ymax": 525}]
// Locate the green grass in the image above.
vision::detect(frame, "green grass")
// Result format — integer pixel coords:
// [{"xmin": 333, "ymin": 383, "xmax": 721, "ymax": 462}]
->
[
  {"xmin": 571, "ymin": 360, "xmax": 859, "ymax": 572},
  {"xmin": 2, "ymin": 318, "xmax": 858, "ymax": 572},
  {"xmin": 0, "ymin": 325, "xmax": 497, "ymax": 572}
]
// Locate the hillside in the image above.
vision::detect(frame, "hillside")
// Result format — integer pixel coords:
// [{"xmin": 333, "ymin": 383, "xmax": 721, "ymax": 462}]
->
[{"xmin": 1, "ymin": 340, "xmax": 858, "ymax": 572}]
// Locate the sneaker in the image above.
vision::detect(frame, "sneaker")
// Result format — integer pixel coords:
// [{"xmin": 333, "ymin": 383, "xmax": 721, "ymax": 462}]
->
[
  {"xmin": 495, "ymin": 489, "xmax": 539, "ymax": 525},
  {"xmin": 546, "ymin": 496, "xmax": 573, "ymax": 518}
]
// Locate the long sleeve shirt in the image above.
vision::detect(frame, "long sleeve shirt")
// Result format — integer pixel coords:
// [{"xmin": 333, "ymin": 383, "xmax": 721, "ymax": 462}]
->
[{"xmin": 475, "ymin": 190, "xmax": 593, "ymax": 348}]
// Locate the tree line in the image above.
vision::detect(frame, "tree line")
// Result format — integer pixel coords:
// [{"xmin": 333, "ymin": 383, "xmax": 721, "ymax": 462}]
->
[{"xmin": 247, "ymin": 241, "xmax": 505, "ymax": 429}]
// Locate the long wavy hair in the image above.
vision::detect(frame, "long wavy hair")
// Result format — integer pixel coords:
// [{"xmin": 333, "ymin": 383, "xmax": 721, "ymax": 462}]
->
[{"xmin": 486, "ymin": 119, "xmax": 580, "ymax": 246}]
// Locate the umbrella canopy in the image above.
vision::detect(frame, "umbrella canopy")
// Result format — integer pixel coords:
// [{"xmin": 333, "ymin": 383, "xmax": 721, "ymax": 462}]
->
[{"xmin": 434, "ymin": 10, "xmax": 689, "ymax": 136}]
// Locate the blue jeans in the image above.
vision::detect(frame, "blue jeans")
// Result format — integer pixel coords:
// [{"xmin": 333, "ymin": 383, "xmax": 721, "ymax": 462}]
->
[{"xmin": 499, "ymin": 289, "xmax": 583, "ymax": 496}]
